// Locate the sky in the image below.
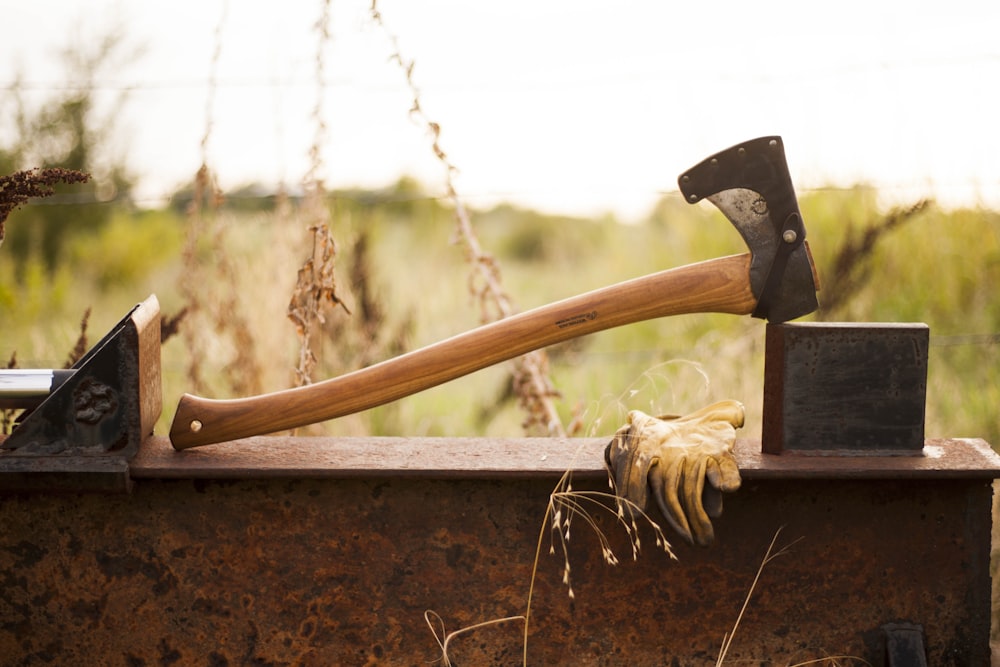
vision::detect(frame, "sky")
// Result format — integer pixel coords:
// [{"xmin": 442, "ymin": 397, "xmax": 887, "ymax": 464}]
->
[{"xmin": 2, "ymin": 0, "xmax": 999, "ymax": 220}]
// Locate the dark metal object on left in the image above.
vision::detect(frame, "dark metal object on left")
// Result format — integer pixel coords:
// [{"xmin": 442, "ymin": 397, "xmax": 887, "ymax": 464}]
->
[{"xmin": 0, "ymin": 295, "xmax": 161, "ymax": 492}]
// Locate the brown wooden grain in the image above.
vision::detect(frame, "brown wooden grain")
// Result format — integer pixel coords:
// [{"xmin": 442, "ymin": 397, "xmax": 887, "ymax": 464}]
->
[{"xmin": 170, "ymin": 253, "xmax": 756, "ymax": 449}]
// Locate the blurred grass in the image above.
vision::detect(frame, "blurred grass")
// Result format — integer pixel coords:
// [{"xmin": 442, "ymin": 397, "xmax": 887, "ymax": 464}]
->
[{"xmin": 1, "ymin": 184, "xmax": 997, "ymax": 446}]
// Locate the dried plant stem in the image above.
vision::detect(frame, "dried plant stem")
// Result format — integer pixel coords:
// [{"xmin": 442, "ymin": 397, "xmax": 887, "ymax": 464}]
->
[
  {"xmin": 370, "ymin": 2, "xmax": 565, "ymax": 436},
  {"xmin": 178, "ymin": 0, "xmax": 227, "ymax": 394},
  {"xmin": 0, "ymin": 168, "xmax": 90, "ymax": 248},
  {"xmin": 522, "ymin": 466, "xmax": 674, "ymax": 665},
  {"xmin": 424, "ymin": 610, "xmax": 526, "ymax": 667},
  {"xmin": 715, "ymin": 527, "xmax": 801, "ymax": 666},
  {"xmin": 178, "ymin": 165, "xmax": 212, "ymax": 393},
  {"xmin": 818, "ymin": 199, "xmax": 930, "ymax": 316},
  {"xmin": 422, "ymin": 460, "xmax": 674, "ymax": 665},
  {"xmin": 287, "ymin": 0, "xmax": 350, "ymax": 391},
  {"xmin": 179, "ymin": 1, "xmax": 262, "ymax": 396},
  {"xmin": 1, "ymin": 352, "xmax": 18, "ymax": 434},
  {"xmin": 288, "ymin": 215, "xmax": 349, "ymax": 385},
  {"xmin": 64, "ymin": 307, "xmax": 91, "ymax": 368}
]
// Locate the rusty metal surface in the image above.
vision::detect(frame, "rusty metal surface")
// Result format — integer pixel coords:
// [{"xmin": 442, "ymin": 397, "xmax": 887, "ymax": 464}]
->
[
  {"xmin": 763, "ymin": 322, "xmax": 930, "ymax": 454},
  {"xmin": 131, "ymin": 435, "xmax": 1000, "ymax": 480},
  {"xmin": 0, "ymin": 461, "xmax": 994, "ymax": 665}
]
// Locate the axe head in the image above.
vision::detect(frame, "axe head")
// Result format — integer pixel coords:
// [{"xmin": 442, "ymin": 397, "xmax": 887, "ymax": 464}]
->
[{"xmin": 678, "ymin": 136, "xmax": 819, "ymax": 323}]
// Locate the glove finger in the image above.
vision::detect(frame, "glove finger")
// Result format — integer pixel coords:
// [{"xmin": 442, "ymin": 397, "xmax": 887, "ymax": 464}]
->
[
  {"xmin": 701, "ymin": 459, "xmax": 722, "ymax": 519},
  {"xmin": 608, "ymin": 427, "xmax": 655, "ymax": 510},
  {"xmin": 682, "ymin": 455, "xmax": 715, "ymax": 547},
  {"xmin": 705, "ymin": 454, "xmax": 742, "ymax": 493},
  {"xmin": 650, "ymin": 457, "xmax": 693, "ymax": 545},
  {"xmin": 702, "ymin": 488, "xmax": 724, "ymax": 520},
  {"xmin": 606, "ymin": 427, "xmax": 640, "ymax": 503},
  {"xmin": 625, "ymin": 451, "xmax": 654, "ymax": 510}
]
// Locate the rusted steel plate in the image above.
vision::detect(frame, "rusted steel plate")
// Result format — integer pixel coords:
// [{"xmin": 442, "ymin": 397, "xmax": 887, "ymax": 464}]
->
[
  {"xmin": 130, "ymin": 435, "xmax": 1000, "ymax": 480},
  {"xmin": 763, "ymin": 322, "xmax": 929, "ymax": 454},
  {"xmin": 0, "ymin": 472, "xmax": 992, "ymax": 665}
]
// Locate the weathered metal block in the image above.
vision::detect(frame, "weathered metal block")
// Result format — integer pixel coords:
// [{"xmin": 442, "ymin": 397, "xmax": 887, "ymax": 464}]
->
[
  {"xmin": 0, "ymin": 295, "xmax": 161, "ymax": 491},
  {"xmin": 763, "ymin": 322, "xmax": 929, "ymax": 454}
]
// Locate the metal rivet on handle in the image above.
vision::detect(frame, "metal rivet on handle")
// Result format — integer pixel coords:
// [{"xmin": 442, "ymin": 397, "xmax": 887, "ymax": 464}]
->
[
  {"xmin": 190, "ymin": 420, "xmax": 203, "ymax": 433},
  {"xmin": 782, "ymin": 230, "xmax": 798, "ymax": 244}
]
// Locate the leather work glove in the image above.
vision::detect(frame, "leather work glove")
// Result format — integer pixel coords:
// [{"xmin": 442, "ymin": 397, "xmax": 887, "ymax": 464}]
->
[{"xmin": 605, "ymin": 400, "xmax": 744, "ymax": 547}]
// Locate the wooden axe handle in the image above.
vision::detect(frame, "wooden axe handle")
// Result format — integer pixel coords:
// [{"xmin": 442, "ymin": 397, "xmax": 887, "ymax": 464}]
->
[{"xmin": 170, "ymin": 253, "xmax": 755, "ymax": 449}]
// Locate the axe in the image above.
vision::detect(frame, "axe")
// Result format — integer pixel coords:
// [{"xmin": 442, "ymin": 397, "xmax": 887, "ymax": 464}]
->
[{"xmin": 170, "ymin": 136, "xmax": 819, "ymax": 450}]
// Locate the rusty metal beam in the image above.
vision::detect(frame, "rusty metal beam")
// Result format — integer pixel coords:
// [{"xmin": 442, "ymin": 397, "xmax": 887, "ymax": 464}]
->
[
  {"xmin": 130, "ymin": 435, "xmax": 1000, "ymax": 481},
  {"xmin": 0, "ymin": 436, "xmax": 996, "ymax": 665}
]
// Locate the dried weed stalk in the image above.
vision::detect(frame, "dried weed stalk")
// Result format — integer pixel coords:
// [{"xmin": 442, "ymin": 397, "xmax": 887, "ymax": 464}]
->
[
  {"xmin": 64, "ymin": 307, "xmax": 91, "ymax": 368},
  {"xmin": 714, "ymin": 529, "xmax": 869, "ymax": 666},
  {"xmin": 180, "ymin": 165, "xmax": 263, "ymax": 396},
  {"xmin": 345, "ymin": 232, "xmax": 411, "ymax": 368},
  {"xmin": 178, "ymin": 165, "xmax": 215, "ymax": 393},
  {"xmin": 1, "ymin": 352, "xmax": 18, "ymax": 435},
  {"xmin": 715, "ymin": 528, "xmax": 797, "ymax": 665},
  {"xmin": 818, "ymin": 199, "xmax": 929, "ymax": 316},
  {"xmin": 424, "ymin": 610, "xmax": 526, "ymax": 667},
  {"xmin": 287, "ymin": 212, "xmax": 350, "ymax": 385},
  {"xmin": 427, "ymin": 497, "xmax": 869, "ymax": 664},
  {"xmin": 287, "ymin": 0, "xmax": 351, "ymax": 388},
  {"xmin": 0, "ymin": 168, "xmax": 90, "ymax": 248},
  {"xmin": 159, "ymin": 307, "xmax": 187, "ymax": 344},
  {"xmin": 370, "ymin": 1, "xmax": 564, "ymax": 435},
  {"xmin": 178, "ymin": 2, "xmax": 262, "ymax": 396},
  {"xmin": 424, "ymin": 460, "xmax": 674, "ymax": 665}
]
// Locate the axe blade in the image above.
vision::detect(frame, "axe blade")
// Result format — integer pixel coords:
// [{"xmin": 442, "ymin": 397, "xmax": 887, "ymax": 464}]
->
[{"xmin": 678, "ymin": 136, "xmax": 819, "ymax": 323}]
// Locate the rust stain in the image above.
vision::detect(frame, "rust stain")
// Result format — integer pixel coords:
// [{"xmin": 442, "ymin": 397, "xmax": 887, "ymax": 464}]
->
[{"xmin": 0, "ymin": 475, "xmax": 992, "ymax": 665}]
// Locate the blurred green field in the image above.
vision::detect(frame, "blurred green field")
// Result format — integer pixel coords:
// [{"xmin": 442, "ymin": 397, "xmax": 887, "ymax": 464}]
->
[{"xmin": 2, "ymin": 182, "xmax": 997, "ymax": 447}]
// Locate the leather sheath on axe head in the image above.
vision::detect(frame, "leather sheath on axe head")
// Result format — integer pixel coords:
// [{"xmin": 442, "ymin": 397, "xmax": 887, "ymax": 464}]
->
[
  {"xmin": 169, "ymin": 135, "xmax": 820, "ymax": 449},
  {"xmin": 677, "ymin": 135, "xmax": 818, "ymax": 323}
]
